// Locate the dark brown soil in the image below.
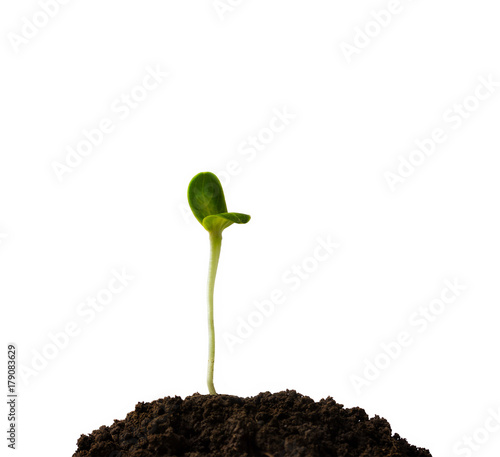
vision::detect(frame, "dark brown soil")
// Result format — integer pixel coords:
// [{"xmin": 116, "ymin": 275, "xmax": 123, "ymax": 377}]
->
[{"xmin": 73, "ymin": 390, "xmax": 431, "ymax": 457}]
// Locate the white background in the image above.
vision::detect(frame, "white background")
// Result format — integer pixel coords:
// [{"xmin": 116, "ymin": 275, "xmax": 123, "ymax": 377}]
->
[{"xmin": 1, "ymin": 1, "xmax": 500, "ymax": 456}]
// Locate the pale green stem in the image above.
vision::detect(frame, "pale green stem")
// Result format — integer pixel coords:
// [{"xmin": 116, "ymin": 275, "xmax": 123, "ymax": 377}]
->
[{"xmin": 207, "ymin": 231, "xmax": 222, "ymax": 395}]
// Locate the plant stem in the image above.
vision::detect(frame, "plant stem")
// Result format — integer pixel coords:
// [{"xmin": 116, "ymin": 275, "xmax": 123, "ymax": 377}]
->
[{"xmin": 207, "ymin": 231, "xmax": 222, "ymax": 395}]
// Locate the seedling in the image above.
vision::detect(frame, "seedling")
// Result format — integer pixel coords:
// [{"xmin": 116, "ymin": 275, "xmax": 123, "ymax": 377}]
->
[{"xmin": 187, "ymin": 172, "xmax": 250, "ymax": 395}]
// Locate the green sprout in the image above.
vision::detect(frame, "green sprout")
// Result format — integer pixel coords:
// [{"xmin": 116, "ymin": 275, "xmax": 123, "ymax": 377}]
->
[{"xmin": 187, "ymin": 172, "xmax": 251, "ymax": 395}]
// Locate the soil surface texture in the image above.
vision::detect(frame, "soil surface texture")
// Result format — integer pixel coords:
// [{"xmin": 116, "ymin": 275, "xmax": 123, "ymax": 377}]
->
[{"xmin": 73, "ymin": 390, "xmax": 432, "ymax": 457}]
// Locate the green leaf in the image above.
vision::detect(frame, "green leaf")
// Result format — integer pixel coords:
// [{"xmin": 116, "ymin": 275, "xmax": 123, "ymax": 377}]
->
[
  {"xmin": 202, "ymin": 212, "xmax": 251, "ymax": 232},
  {"xmin": 188, "ymin": 172, "xmax": 251, "ymax": 233},
  {"xmin": 188, "ymin": 172, "xmax": 227, "ymax": 224}
]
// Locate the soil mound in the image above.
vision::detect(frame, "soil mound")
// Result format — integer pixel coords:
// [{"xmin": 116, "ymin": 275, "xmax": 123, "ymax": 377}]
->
[{"xmin": 73, "ymin": 390, "xmax": 431, "ymax": 457}]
